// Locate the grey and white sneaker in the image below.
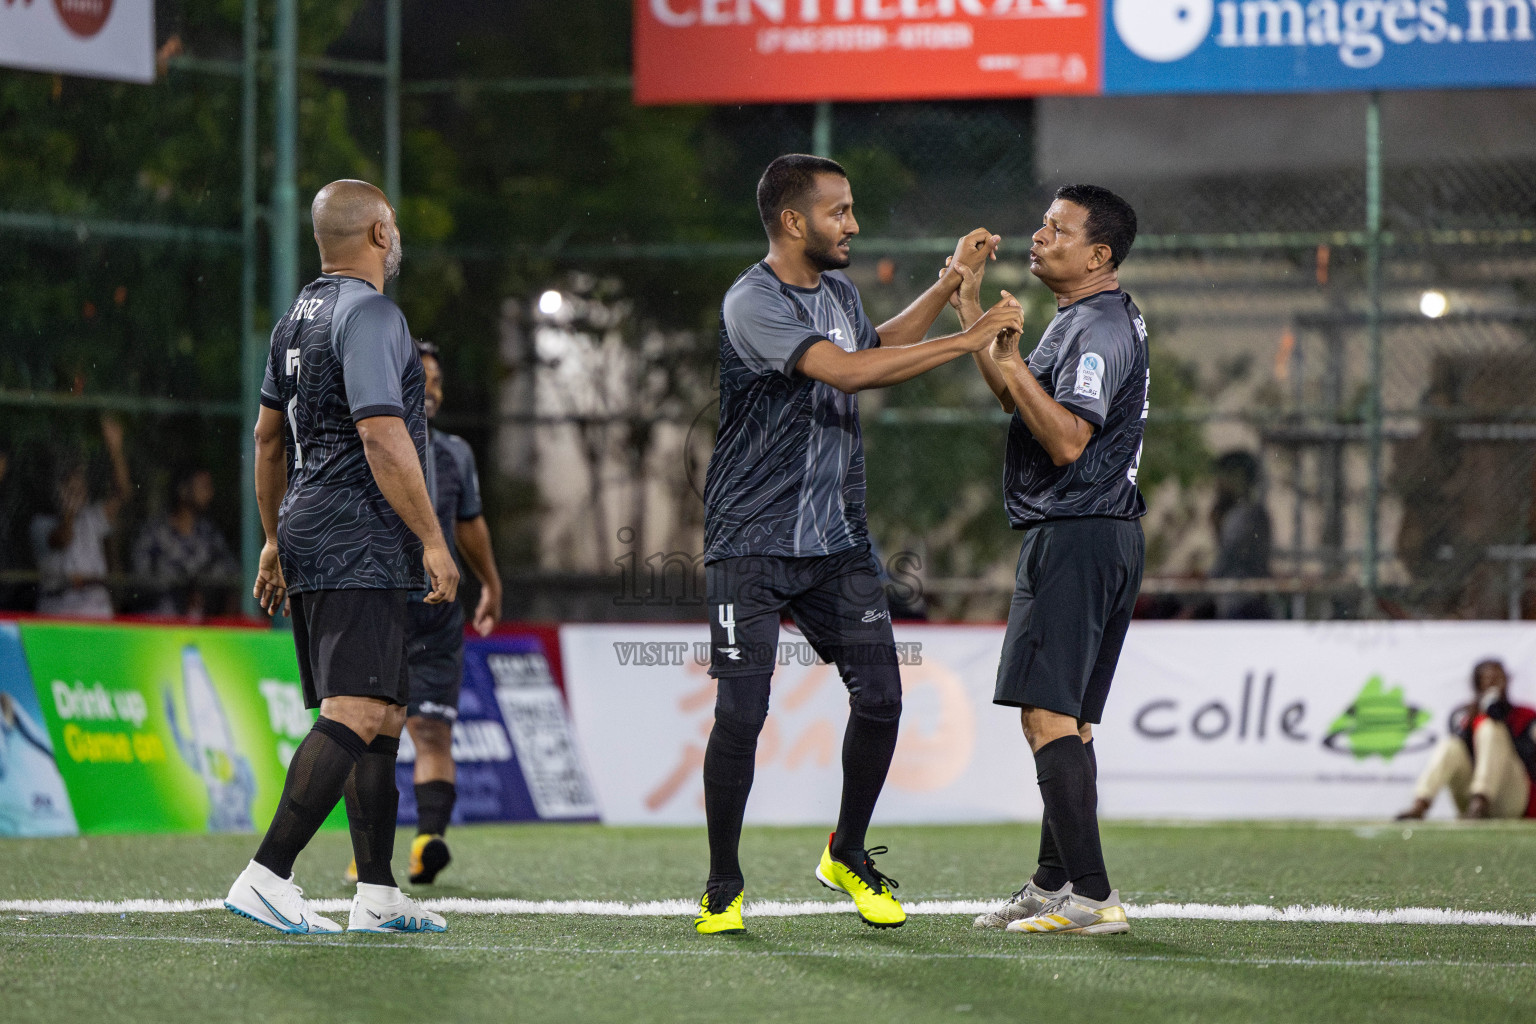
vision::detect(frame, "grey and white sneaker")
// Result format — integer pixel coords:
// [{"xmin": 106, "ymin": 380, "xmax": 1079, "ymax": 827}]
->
[
  {"xmin": 973, "ymin": 880, "xmax": 1072, "ymax": 929},
  {"xmin": 224, "ymin": 860, "xmax": 342, "ymax": 934},
  {"xmin": 347, "ymin": 883, "xmax": 447, "ymax": 933},
  {"xmin": 1005, "ymin": 888, "xmax": 1130, "ymax": 935}
]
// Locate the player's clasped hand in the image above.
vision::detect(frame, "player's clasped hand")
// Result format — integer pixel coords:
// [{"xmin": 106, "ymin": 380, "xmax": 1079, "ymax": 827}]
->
[
  {"xmin": 422, "ymin": 543, "xmax": 461, "ymax": 604},
  {"xmin": 252, "ymin": 541, "xmax": 290, "ymax": 617},
  {"xmin": 962, "ymin": 293, "xmax": 1024, "ymax": 353}
]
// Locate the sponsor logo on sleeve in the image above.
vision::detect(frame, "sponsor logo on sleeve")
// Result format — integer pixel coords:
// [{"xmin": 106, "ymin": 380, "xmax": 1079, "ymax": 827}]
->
[{"xmin": 1073, "ymin": 352, "xmax": 1104, "ymax": 400}]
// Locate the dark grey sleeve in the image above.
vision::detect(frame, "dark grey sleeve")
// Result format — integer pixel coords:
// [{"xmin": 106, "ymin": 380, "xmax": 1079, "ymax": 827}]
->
[
  {"xmin": 449, "ymin": 436, "xmax": 484, "ymax": 520},
  {"xmin": 335, "ymin": 294, "xmax": 413, "ymax": 421},
  {"xmin": 259, "ymin": 329, "xmax": 283, "ymax": 410},
  {"xmin": 1051, "ymin": 315, "xmax": 1133, "ymax": 429},
  {"xmin": 722, "ymin": 277, "xmax": 825, "ymax": 377}
]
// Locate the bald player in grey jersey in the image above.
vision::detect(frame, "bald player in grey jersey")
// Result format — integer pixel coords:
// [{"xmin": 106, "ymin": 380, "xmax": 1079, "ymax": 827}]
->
[
  {"xmin": 224, "ymin": 179, "xmax": 459, "ymax": 936},
  {"xmin": 954, "ymin": 184, "xmax": 1148, "ymax": 937}
]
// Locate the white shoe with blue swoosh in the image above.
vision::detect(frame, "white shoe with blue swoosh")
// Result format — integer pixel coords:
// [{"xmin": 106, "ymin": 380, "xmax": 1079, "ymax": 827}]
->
[
  {"xmin": 347, "ymin": 883, "xmax": 447, "ymax": 933},
  {"xmin": 224, "ymin": 861, "xmax": 342, "ymax": 934}
]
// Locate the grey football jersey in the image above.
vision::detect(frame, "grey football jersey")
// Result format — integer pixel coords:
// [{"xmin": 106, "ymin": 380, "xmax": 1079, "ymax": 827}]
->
[
  {"xmin": 703, "ymin": 262, "xmax": 880, "ymax": 562},
  {"xmin": 1003, "ymin": 288, "xmax": 1149, "ymax": 526},
  {"xmin": 260, "ymin": 275, "xmax": 427, "ymax": 593}
]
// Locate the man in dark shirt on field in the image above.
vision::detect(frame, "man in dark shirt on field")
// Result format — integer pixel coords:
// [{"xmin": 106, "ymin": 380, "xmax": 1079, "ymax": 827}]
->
[
  {"xmin": 956, "ymin": 185, "xmax": 1148, "ymax": 936},
  {"xmin": 223, "ymin": 179, "xmax": 459, "ymax": 935},
  {"xmin": 692, "ymin": 153, "xmax": 1024, "ymax": 935}
]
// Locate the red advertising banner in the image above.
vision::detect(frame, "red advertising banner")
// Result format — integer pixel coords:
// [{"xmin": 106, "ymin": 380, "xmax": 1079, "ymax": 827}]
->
[{"xmin": 634, "ymin": 0, "xmax": 1100, "ymax": 105}]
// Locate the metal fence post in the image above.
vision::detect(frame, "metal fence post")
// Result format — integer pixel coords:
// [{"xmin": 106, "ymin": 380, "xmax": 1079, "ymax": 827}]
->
[
  {"xmin": 1363, "ymin": 91, "xmax": 1384, "ymax": 613},
  {"xmin": 384, "ymin": 0, "xmax": 402, "ymax": 210},
  {"xmin": 270, "ymin": 0, "xmax": 299, "ymax": 327},
  {"xmin": 239, "ymin": 0, "xmax": 262, "ymax": 614},
  {"xmin": 813, "ymin": 101, "xmax": 832, "ymax": 157}
]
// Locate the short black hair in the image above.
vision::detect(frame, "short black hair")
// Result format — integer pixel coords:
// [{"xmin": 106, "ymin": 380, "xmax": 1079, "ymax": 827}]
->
[
  {"xmin": 1054, "ymin": 184, "xmax": 1137, "ymax": 269},
  {"xmin": 757, "ymin": 154, "xmax": 847, "ymax": 236},
  {"xmin": 415, "ymin": 338, "xmax": 439, "ymax": 360}
]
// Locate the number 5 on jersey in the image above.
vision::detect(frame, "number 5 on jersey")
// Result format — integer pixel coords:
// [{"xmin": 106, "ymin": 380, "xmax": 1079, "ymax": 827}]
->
[{"xmin": 285, "ymin": 348, "xmax": 304, "ymax": 470}]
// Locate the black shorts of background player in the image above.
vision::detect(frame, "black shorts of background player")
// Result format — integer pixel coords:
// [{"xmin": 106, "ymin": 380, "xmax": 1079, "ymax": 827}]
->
[
  {"xmin": 955, "ymin": 184, "xmax": 1148, "ymax": 936},
  {"xmin": 225, "ymin": 179, "xmax": 460, "ymax": 936},
  {"xmin": 691, "ymin": 153, "xmax": 1025, "ymax": 934}
]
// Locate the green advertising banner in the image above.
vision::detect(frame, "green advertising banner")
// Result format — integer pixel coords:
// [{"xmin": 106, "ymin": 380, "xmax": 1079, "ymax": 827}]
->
[{"xmin": 16, "ymin": 622, "xmax": 341, "ymax": 835}]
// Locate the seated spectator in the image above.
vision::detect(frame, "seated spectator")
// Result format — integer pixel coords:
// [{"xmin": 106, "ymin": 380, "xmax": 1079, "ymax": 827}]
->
[
  {"xmin": 29, "ymin": 417, "xmax": 132, "ymax": 619},
  {"xmin": 132, "ymin": 468, "xmax": 238, "ymax": 617},
  {"xmin": 1209, "ymin": 450, "xmax": 1272, "ymax": 619},
  {"xmin": 1397, "ymin": 658, "xmax": 1536, "ymax": 820}
]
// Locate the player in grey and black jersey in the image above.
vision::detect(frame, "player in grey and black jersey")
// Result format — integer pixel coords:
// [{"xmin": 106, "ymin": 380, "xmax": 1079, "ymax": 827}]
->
[
  {"xmin": 224, "ymin": 179, "xmax": 459, "ymax": 936},
  {"xmin": 955, "ymin": 184, "xmax": 1147, "ymax": 937},
  {"xmin": 692, "ymin": 154, "xmax": 1025, "ymax": 934}
]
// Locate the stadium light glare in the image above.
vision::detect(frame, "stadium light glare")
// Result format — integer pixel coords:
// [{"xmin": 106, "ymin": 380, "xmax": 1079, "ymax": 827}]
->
[
  {"xmin": 1419, "ymin": 290, "xmax": 1448, "ymax": 318},
  {"xmin": 538, "ymin": 290, "xmax": 564, "ymax": 316}
]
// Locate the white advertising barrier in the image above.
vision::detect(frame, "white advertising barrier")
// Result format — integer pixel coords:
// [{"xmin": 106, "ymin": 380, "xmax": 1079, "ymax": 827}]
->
[
  {"xmin": 560, "ymin": 622, "xmax": 1536, "ymax": 824},
  {"xmin": 0, "ymin": 0, "xmax": 154, "ymax": 84}
]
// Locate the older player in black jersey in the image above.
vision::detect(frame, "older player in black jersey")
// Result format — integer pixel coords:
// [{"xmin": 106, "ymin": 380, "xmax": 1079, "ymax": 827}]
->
[
  {"xmin": 691, "ymin": 154, "xmax": 1025, "ymax": 935},
  {"xmin": 224, "ymin": 179, "xmax": 459, "ymax": 935},
  {"xmin": 953, "ymin": 185, "xmax": 1148, "ymax": 936}
]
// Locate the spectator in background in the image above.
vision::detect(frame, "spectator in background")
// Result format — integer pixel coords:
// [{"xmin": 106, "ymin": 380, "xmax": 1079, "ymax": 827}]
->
[
  {"xmin": 29, "ymin": 416, "xmax": 132, "ymax": 619},
  {"xmin": 133, "ymin": 468, "xmax": 239, "ymax": 618},
  {"xmin": 1397, "ymin": 659, "xmax": 1536, "ymax": 820},
  {"xmin": 1209, "ymin": 450, "xmax": 1272, "ymax": 619}
]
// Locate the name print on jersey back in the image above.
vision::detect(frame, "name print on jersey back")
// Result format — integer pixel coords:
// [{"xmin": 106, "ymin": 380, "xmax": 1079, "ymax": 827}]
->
[{"xmin": 259, "ymin": 274, "xmax": 428, "ymax": 594}]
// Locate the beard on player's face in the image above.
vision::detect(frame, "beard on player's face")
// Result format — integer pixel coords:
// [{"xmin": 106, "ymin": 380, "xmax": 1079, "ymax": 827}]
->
[
  {"xmin": 803, "ymin": 221, "xmax": 852, "ymax": 272},
  {"xmin": 383, "ymin": 227, "xmax": 403, "ymax": 281}
]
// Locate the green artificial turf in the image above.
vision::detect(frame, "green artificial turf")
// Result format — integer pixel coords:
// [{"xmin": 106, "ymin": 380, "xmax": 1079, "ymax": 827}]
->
[{"xmin": 2, "ymin": 822, "xmax": 1532, "ymax": 1024}]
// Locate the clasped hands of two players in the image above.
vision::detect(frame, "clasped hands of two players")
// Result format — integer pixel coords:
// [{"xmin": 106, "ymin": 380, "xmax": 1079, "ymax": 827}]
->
[
  {"xmin": 944, "ymin": 228, "xmax": 1023, "ymax": 358},
  {"xmin": 253, "ymin": 540, "xmax": 460, "ymax": 617}
]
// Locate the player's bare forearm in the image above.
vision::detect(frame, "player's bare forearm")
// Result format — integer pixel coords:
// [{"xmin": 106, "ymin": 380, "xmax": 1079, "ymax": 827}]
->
[
  {"xmin": 957, "ymin": 299, "xmax": 1015, "ymax": 411},
  {"xmin": 874, "ymin": 270, "xmax": 965, "ymax": 349},
  {"xmin": 253, "ymin": 406, "xmax": 287, "ymax": 544},
  {"xmin": 357, "ymin": 415, "xmax": 446, "ymax": 549},
  {"xmin": 455, "ymin": 515, "xmax": 502, "ymax": 635},
  {"xmin": 799, "ymin": 295, "xmax": 1023, "ymax": 394},
  {"xmin": 797, "ymin": 334, "xmax": 972, "ymax": 393},
  {"xmin": 995, "ymin": 358, "xmax": 1092, "ymax": 466},
  {"xmin": 454, "ymin": 516, "xmax": 501, "ymax": 595}
]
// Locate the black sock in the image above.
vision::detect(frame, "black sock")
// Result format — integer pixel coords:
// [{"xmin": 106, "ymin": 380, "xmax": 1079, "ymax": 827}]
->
[
  {"xmin": 830, "ymin": 700, "xmax": 901, "ymax": 861},
  {"xmin": 415, "ymin": 780, "xmax": 457, "ymax": 837},
  {"xmin": 1033, "ymin": 739, "xmax": 1095, "ymax": 892},
  {"xmin": 703, "ymin": 710, "xmax": 764, "ymax": 890},
  {"xmin": 343, "ymin": 734, "xmax": 401, "ymax": 888},
  {"xmin": 254, "ymin": 717, "xmax": 367, "ymax": 878},
  {"xmin": 1033, "ymin": 734, "xmax": 1110, "ymax": 902}
]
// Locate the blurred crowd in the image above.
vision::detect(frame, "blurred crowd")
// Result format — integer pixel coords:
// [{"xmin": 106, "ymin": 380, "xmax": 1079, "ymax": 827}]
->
[{"xmin": 0, "ymin": 416, "xmax": 239, "ymax": 619}]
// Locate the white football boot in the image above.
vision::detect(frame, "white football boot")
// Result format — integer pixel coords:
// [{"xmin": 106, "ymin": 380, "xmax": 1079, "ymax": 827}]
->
[
  {"xmin": 347, "ymin": 883, "xmax": 447, "ymax": 933},
  {"xmin": 1006, "ymin": 888, "xmax": 1130, "ymax": 935},
  {"xmin": 973, "ymin": 879, "xmax": 1072, "ymax": 929},
  {"xmin": 224, "ymin": 860, "xmax": 342, "ymax": 934}
]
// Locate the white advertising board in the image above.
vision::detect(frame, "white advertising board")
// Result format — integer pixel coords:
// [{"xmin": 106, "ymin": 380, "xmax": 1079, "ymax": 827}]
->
[
  {"xmin": 0, "ymin": 0, "xmax": 154, "ymax": 84},
  {"xmin": 560, "ymin": 621, "xmax": 1536, "ymax": 824}
]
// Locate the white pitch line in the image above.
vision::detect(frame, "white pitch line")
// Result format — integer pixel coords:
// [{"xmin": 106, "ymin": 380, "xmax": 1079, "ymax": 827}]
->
[{"xmin": 1, "ymin": 897, "xmax": 1533, "ymax": 927}]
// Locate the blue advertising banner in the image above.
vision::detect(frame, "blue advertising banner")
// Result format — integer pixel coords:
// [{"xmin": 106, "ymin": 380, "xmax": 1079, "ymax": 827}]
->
[
  {"xmin": 396, "ymin": 631, "xmax": 599, "ymax": 826},
  {"xmin": 1104, "ymin": 0, "xmax": 1536, "ymax": 93},
  {"xmin": 0, "ymin": 624, "xmax": 78, "ymax": 837}
]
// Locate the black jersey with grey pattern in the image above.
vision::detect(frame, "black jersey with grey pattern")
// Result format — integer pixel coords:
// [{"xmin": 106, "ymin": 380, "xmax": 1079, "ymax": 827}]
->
[
  {"xmin": 1003, "ymin": 288, "xmax": 1149, "ymax": 527},
  {"xmin": 260, "ymin": 274, "xmax": 427, "ymax": 593},
  {"xmin": 703, "ymin": 262, "xmax": 881, "ymax": 563}
]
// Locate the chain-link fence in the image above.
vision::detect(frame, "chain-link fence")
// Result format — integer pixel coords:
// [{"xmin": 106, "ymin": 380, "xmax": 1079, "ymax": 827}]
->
[{"xmin": 2, "ymin": 3, "xmax": 1533, "ymax": 624}]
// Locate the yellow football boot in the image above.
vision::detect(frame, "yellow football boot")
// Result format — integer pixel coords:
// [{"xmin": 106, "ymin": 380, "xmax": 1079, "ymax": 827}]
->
[
  {"xmin": 409, "ymin": 834, "xmax": 452, "ymax": 885},
  {"xmin": 1006, "ymin": 889, "xmax": 1130, "ymax": 935},
  {"xmin": 342, "ymin": 857, "xmax": 358, "ymax": 884},
  {"xmin": 693, "ymin": 887, "xmax": 746, "ymax": 935},
  {"xmin": 815, "ymin": 835, "xmax": 906, "ymax": 929}
]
